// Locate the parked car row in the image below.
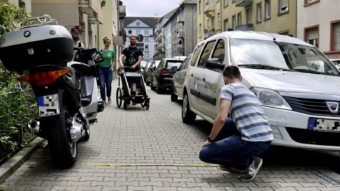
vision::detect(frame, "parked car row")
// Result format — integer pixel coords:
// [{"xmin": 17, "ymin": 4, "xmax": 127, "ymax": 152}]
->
[{"xmin": 169, "ymin": 30, "xmax": 340, "ymax": 153}]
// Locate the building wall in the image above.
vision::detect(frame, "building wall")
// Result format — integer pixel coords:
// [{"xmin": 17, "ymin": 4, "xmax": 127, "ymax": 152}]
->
[
  {"xmin": 183, "ymin": 3, "xmax": 197, "ymax": 56},
  {"xmin": 297, "ymin": 0, "xmax": 340, "ymax": 58}
]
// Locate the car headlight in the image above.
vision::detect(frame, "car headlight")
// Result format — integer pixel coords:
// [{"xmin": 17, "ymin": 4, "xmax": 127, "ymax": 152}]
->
[{"xmin": 252, "ymin": 88, "xmax": 292, "ymax": 110}]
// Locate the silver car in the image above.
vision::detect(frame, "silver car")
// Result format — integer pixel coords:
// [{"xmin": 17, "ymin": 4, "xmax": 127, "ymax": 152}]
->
[{"xmin": 182, "ymin": 31, "xmax": 340, "ymax": 152}]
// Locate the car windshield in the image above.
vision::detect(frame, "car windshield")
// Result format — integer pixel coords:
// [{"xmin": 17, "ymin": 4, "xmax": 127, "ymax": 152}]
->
[
  {"xmin": 166, "ymin": 61, "xmax": 182, "ymax": 69},
  {"xmin": 230, "ymin": 39, "xmax": 339, "ymax": 75}
]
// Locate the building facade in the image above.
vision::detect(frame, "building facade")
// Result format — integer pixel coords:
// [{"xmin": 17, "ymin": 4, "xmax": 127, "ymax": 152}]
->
[
  {"xmin": 197, "ymin": 0, "xmax": 297, "ymax": 42},
  {"xmin": 163, "ymin": 0, "xmax": 197, "ymax": 57},
  {"xmin": 123, "ymin": 17, "xmax": 158, "ymax": 62},
  {"xmin": 297, "ymin": 0, "xmax": 340, "ymax": 59}
]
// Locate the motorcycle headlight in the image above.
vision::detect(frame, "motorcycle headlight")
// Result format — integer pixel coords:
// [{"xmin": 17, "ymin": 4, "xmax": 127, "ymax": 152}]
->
[{"xmin": 252, "ymin": 88, "xmax": 292, "ymax": 110}]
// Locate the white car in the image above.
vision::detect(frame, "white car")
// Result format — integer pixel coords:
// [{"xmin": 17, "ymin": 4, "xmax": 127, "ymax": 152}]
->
[
  {"xmin": 182, "ymin": 31, "xmax": 340, "ymax": 152},
  {"xmin": 330, "ymin": 58, "xmax": 340, "ymax": 71}
]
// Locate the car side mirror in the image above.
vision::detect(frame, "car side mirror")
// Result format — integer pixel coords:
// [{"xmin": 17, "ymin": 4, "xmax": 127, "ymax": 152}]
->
[{"xmin": 206, "ymin": 58, "xmax": 224, "ymax": 71}]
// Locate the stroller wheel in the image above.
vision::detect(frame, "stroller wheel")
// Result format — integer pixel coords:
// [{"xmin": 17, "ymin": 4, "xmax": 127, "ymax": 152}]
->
[
  {"xmin": 116, "ymin": 88, "xmax": 123, "ymax": 108},
  {"xmin": 123, "ymin": 100, "xmax": 128, "ymax": 110}
]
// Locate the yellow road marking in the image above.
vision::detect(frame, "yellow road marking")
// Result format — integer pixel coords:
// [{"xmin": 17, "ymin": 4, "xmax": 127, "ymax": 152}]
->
[{"xmin": 86, "ymin": 163, "xmax": 219, "ymax": 167}]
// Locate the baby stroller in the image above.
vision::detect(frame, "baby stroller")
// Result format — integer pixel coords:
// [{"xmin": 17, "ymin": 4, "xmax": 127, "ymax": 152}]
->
[{"xmin": 116, "ymin": 66, "xmax": 150, "ymax": 110}]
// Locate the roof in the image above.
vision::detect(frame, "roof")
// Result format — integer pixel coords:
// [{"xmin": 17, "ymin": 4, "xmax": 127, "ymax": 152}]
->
[{"xmin": 123, "ymin": 17, "xmax": 159, "ymax": 28}]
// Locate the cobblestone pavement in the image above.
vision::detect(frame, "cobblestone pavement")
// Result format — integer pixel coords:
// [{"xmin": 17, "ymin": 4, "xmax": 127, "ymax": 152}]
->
[{"xmin": 2, "ymin": 82, "xmax": 340, "ymax": 191}]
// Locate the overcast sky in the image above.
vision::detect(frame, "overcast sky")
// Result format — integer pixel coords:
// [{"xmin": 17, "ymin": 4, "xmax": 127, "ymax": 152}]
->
[{"xmin": 122, "ymin": 0, "xmax": 182, "ymax": 17}]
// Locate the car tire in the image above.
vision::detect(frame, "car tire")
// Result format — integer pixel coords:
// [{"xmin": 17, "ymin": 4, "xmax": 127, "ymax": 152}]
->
[
  {"xmin": 171, "ymin": 87, "xmax": 178, "ymax": 102},
  {"xmin": 182, "ymin": 93, "xmax": 196, "ymax": 124},
  {"xmin": 156, "ymin": 83, "xmax": 162, "ymax": 94}
]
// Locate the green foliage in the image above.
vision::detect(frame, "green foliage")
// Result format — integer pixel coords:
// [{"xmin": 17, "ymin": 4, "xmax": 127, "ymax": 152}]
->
[
  {"xmin": 0, "ymin": 2, "xmax": 28, "ymax": 34},
  {"xmin": 0, "ymin": 2, "xmax": 33, "ymax": 163}
]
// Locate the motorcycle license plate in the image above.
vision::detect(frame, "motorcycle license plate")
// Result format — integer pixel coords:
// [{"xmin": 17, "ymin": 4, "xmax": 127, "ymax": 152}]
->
[
  {"xmin": 38, "ymin": 94, "xmax": 60, "ymax": 117},
  {"xmin": 308, "ymin": 117, "xmax": 340, "ymax": 132}
]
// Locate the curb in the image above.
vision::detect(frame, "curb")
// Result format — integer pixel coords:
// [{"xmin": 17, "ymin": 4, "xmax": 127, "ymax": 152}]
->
[{"xmin": 0, "ymin": 137, "xmax": 46, "ymax": 183}]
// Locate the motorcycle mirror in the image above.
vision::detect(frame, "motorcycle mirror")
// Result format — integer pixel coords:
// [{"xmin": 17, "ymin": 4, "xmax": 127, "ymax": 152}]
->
[{"xmin": 91, "ymin": 51, "xmax": 104, "ymax": 63}]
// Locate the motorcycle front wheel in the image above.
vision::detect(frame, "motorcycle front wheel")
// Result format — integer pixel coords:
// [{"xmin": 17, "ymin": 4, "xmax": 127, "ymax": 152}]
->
[{"xmin": 45, "ymin": 106, "xmax": 77, "ymax": 168}]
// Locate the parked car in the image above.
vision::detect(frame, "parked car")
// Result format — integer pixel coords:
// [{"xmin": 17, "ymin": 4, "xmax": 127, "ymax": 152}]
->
[
  {"xmin": 330, "ymin": 58, "xmax": 340, "ymax": 70},
  {"xmin": 142, "ymin": 61, "xmax": 152, "ymax": 81},
  {"xmin": 181, "ymin": 31, "xmax": 340, "ymax": 152},
  {"xmin": 171, "ymin": 54, "xmax": 193, "ymax": 101},
  {"xmin": 145, "ymin": 60, "xmax": 160, "ymax": 86},
  {"xmin": 151, "ymin": 58, "xmax": 183, "ymax": 93}
]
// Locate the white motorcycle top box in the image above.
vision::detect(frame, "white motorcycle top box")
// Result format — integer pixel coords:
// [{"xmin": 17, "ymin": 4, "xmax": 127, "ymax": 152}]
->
[{"xmin": 0, "ymin": 15, "xmax": 74, "ymax": 73}]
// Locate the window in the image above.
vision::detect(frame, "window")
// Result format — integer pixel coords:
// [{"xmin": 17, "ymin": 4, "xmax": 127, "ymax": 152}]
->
[
  {"xmin": 128, "ymin": 30, "xmax": 132, "ymax": 34},
  {"xmin": 144, "ymin": 30, "xmax": 149, "ymax": 35},
  {"xmin": 136, "ymin": 22, "xmax": 140, "ymax": 26},
  {"xmin": 232, "ymin": 15, "xmax": 236, "ymax": 29},
  {"xmin": 305, "ymin": 26, "xmax": 319, "ymax": 48},
  {"xmin": 246, "ymin": 8, "xmax": 252, "ymax": 24},
  {"xmin": 257, "ymin": 3, "xmax": 262, "ymax": 23},
  {"xmin": 145, "ymin": 44, "xmax": 149, "ymax": 50},
  {"xmin": 265, "ymin": 0, "xmax": 271, "ymax": 20},
  {"xmin": 144, "ymin": 37, "xmax": 149, "ymax": 42},
  {"xmin": 136, "ymin": 29, "xmax": 140, "ymax": 34},
  {"xmin": 279, "ymin": 0, "xmax": 288, "ymax": 14},
  {"xmin": 304, "ymin": 0, "xmax": 320, "ymax": 6},
  {"xmin": 198, "ymin": 40, "xmax": 216, "ymax": 67},
  {"xmin": 199, "ymin": 0, "xmax": 201, "ymax": 13},
  {"xmin": 224, "ymin": 19, "xmax": 229, "ymax": 31},
  {"xmin": 237, "ymin": 12, "xmax": 242, "ymax": 27},
  {"xmin": 212, "ymin": 40, "xmax": 225, "ymax": 63},
  {"xmin": 191, "ymin": 43, "xmax": 205, "ymax": 66},
  {"xmin": 217, "ymin": 12, "xmax": 221, "ymax": 29},
  {"xmin": 224, "ymin": 0, "xmax": 229, "ymax": 7},
  {"xmin": 331, "ymin": 21, "xmax": 340, "ymax": 51}
]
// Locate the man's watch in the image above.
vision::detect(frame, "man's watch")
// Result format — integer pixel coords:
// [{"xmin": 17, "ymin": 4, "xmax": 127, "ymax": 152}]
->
[{"xmin": 207, "ymin": 136, "xmax": 214, "ymax": 142}]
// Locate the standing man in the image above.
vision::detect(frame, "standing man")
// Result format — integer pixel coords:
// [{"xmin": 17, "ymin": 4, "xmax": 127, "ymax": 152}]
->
[
  {"xmin": 70, "ymin": 25, "xmax": 85, "ymax": 48},
  {"xmin": 119, "ymin": 35, "xmax": 143, "ymax": 71},
  {"xmin": 199, "ymin": 66, "xmax": 273, "ymax": 182}
]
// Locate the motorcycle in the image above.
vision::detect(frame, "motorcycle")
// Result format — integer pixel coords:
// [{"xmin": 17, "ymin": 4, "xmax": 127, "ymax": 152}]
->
[{"xmin": 0, "ymin": 15, "xmax": 105, "ymax": 168}]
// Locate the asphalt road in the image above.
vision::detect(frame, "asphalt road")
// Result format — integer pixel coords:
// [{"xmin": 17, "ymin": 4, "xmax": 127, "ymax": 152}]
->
[{"xmin": 2, "ymin": 82, "xmax": 340, "ymax": 191}]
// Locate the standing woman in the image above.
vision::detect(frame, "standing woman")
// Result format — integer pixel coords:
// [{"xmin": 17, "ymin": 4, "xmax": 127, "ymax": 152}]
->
[{"xmin": 99, "ymin": 37, "xmax": 115, "ymax": 103}]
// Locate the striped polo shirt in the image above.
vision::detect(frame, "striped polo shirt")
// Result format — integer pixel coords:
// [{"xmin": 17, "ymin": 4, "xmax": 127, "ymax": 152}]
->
[{"xmin": 220, "ymin": 82, "xmax": 273, "ymax": 142}]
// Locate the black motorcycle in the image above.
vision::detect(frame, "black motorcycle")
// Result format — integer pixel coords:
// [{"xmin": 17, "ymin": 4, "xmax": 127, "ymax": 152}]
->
[{"xmin": 0, "ymin": 15, "xmax": 104, "ymax": 168}]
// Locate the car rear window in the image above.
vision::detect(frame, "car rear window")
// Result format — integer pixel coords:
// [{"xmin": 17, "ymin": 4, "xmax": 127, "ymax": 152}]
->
[{"xmin": 166, "ymin": 61, "xmax": 182, "ymax": 69}]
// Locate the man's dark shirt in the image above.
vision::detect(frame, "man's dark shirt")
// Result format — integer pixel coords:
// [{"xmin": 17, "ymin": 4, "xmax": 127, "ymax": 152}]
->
[{"xmin": 122, "ymin": 46, "xmax": 143, "ymax": 69}]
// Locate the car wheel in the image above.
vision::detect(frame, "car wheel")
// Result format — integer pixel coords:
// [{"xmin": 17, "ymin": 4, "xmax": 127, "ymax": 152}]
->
[
  {"xmin": 171, "ymin": 86, "xmax": 178, "ymax": 102},
  {"xmin": 156, "ymin": 83, "xmax": 162, "ymax": 94},
  {"xmin": 182, "ymin": 93, "xmax": 196, "ymax": 124}
]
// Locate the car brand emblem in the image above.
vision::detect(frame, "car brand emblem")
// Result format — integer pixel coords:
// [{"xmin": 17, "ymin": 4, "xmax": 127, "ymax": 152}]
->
[
  {"xmin": 326, "ymin": 101, "xmax": 339, "ymax": 114},
  {"xmin": 23, "ymin": 30, "xmax": 31, "ymax": 37},
  {"xmin": 27, "ymin": 48, "xmax": 34, "ymax": 55}
]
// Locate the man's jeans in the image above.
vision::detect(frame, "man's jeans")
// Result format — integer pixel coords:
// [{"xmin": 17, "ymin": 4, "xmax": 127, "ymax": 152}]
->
[
  {"xmin": 99, "ymin": 67, "xmax": 112, "ymax": 102},
  {"xmin": 199, "ymin": 119, "xmax": 271, "ymax": 169}
]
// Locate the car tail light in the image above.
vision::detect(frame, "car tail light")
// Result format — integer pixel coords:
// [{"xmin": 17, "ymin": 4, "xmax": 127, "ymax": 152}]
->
[
  {"xmin": 160, "ymin": 69, "xmax": 171, "ymax": 76},
  {"xmin": 17, "ymin": 68, "xmax": 70, "ymax": 86}
]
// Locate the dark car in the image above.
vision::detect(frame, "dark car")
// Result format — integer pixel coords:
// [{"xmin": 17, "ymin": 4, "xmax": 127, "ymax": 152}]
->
[
  {"xmin": 145, "ymin": 60, "xmax": 160, "ymax": 86},
  {"xmin": 151, "ymin": 58, "xmax": 183, "ymax": 93},
  {"xmin": 171, "ymin": 54, "xmax": 192, "ymax": 101}
]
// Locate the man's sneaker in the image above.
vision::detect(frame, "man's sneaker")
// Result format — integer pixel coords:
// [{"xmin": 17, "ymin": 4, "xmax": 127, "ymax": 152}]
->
[
  {"xmin": 108, "ymin": 97, "xmax": 111, "ymax": 103},
  {"xmin": 219, "ymin": 165, "xmax": 245, "ymax": 173},
  {"xmin": 238, "ymin": 157, "xmax": 263, "ymax": 182}
]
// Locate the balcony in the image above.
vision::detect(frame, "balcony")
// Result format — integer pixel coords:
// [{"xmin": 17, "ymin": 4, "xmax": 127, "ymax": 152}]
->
[
  {"xmin": 119, "ymin": 5, "xmax": 126, "ymax": 19},
  {"xmin": 79, "ymin": 0, "xmax": 100, "ymax": 15},
  {"xmin": 235, "ymin": 0, "xmax": 253, "ymax": 7},
  {"xmin": 204, "ymin": 1, "xmax": 215, "ymax": 18}
]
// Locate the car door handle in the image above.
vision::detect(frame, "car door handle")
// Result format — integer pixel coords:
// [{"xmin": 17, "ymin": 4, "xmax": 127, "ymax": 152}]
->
[
  {"xmin": 191, "ymin": 73, "xmax": 193, "ymax": 77},
  {"xmin": 203, "ymin": 78, "xmax": 206, "ymax": 82}
]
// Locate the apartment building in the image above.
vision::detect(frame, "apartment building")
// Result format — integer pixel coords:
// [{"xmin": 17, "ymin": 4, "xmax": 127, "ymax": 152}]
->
[
  {"xmin": 297, "ymin": 0, "xmax": 340, "ymax": 59},
  {"xmin": 3, "ymin": 0, "xmax": 123, "ymax": 52},
  {"xmin": 197, "ymin": 0, "xmax": 297, "ymax": 42},
  {"xmin": 123, "ymin": 17, "xmax": 158, "ymax": 62},
  {"xmin": 163, "ymin": 0, "xmax": 197, "ymax": 57}
]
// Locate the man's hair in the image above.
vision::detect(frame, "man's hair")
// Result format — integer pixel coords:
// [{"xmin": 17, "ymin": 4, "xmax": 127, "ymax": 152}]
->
[
  {"xmin": 130, "ymin": 35, "xmax": 136, "ymax": 40},
  {"xmin": 103, "ymin": 37, "xmax": 109, "ymax": 42},
  {"xmin": 223, "ymin": 66, "xmax": 241, "ymax": 79}
]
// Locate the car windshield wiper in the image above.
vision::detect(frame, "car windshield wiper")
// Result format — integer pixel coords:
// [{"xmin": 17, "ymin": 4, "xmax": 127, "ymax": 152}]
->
[
  {"xmin": 292, "ymin": 68, "xmax": 330, "ymax": 75},
  {"xmin": 238, "ymin": 64, "xmax": 290, "ymax": 71}
]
